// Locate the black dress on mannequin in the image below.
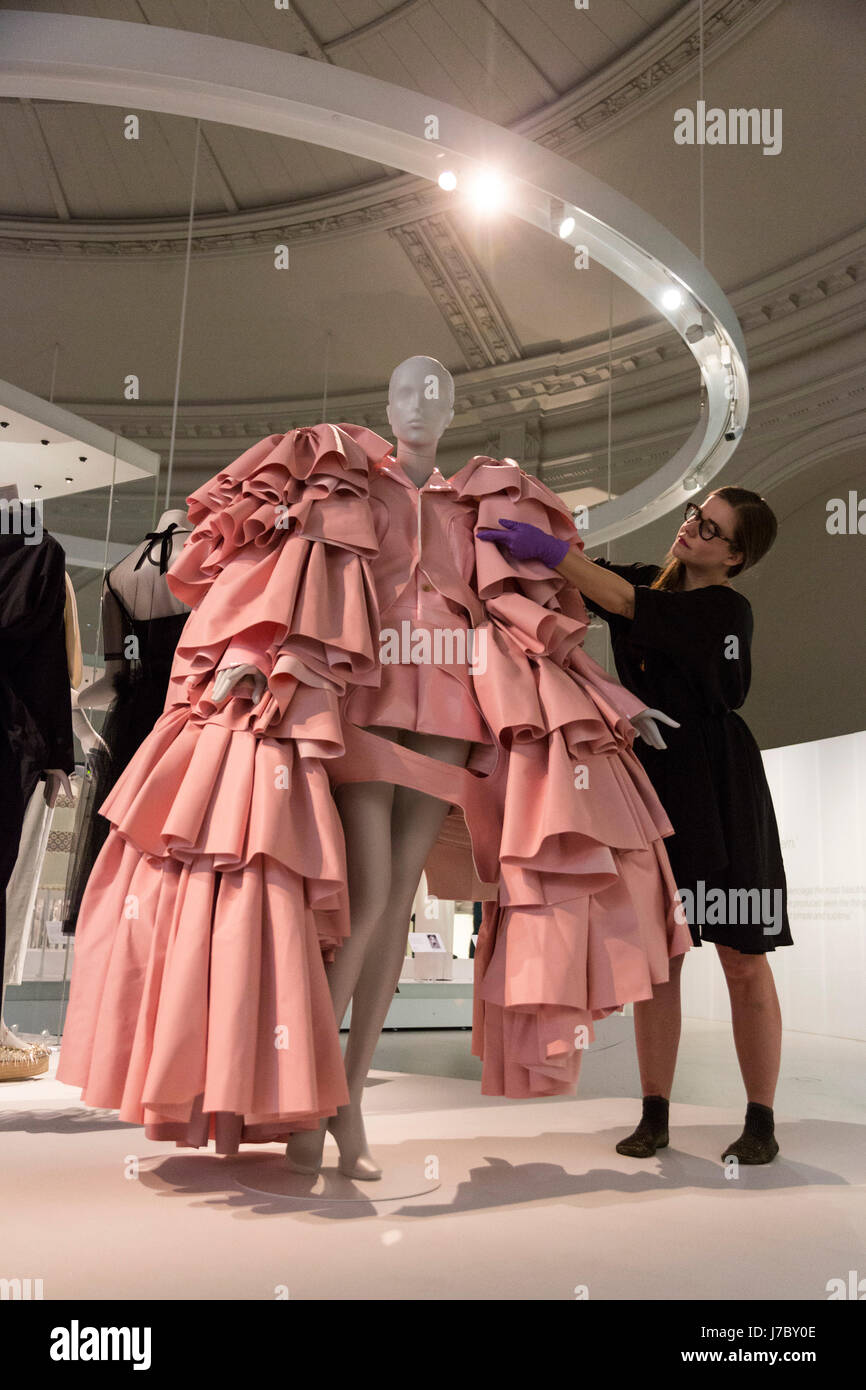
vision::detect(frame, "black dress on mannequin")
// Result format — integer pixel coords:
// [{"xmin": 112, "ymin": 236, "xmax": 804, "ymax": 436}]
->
[
  {"xmin": 588, "ymin": 560, "xmax": 792, "ymax": 954},
  {"xmin": 0, "ymin": 532, "xmax": 74, "ymax": 995},
  {"xmin": 62, "ymin": 525, "xmax": 190, "ymax": 935}
]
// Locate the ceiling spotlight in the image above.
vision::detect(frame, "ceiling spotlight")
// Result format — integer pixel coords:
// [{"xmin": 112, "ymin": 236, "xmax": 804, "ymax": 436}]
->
[
  {"xmin": 438, "ymin": 170, "xmax": 457, "ymax": 191},
  {"xmin": 65, "ymin": 476, "xmax": 74, "ymax": 484},
  {"xmin": 720, "ymin": 343, "xmax": 732, "ymax": 366},
  {"xmin": 468, "ymin": 167, "xmax": 507, "ymax": 213},
  {"xmin": 558, "ymin": 214, "xmax": 576, "ymax": 239},
  {"xmin": 683, "ymin": 472, "xmax": 701, "ymax": 492},
  {"xmin": 661, "ymin": 288, "xmax": 683, "ymax": 311}
]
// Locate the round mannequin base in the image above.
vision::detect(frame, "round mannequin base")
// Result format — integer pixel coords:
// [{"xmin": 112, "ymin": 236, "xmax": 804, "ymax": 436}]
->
[{"xmin": 227, "ymin": 1153, "xmax": 441, "ymax": 1203}]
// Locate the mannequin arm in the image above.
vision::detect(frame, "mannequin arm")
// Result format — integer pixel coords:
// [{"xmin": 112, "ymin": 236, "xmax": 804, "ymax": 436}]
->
[
  {"xmin": 75, "ymin": 582, "xmax": 127, "ymax": 709},
  {"xmin": 211, "ymin": 663, "xmax": 267, "ymax": 705},
  {"xmin": 630, "ymin": 708, "xmax": 681, "ymax": 749},
  {"xmin": 73, "ymin": 663, "xmax": 125, "ymax": 710},
  {"xmin": 43, "ymin": 769, "xmax": 73, "ymax": 808},
  {"xmin": 71, "ymin": 704, "xmax": 109, "ymax": 757}
]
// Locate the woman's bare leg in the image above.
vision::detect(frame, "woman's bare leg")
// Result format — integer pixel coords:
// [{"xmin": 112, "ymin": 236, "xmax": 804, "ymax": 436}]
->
[
  {"xmin": 715, "ymin": 944, "xmax": 781, "ymax": 1106},
  {"xmin": 615, "ymin": 952, "xmax": 685, "ymax": 1157},
  {"xmin": 632, "ymin": 952, "xmax": 685, "ymax": 1098},
  {"xmin": 715, "ymin": 943, "xmax": 782, "ymax": 1162}
]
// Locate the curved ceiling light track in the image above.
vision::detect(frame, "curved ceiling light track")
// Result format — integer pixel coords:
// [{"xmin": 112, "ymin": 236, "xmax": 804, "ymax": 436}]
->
[{"xmin": 0, "ymin": 10, "xmax": 749, "ymax": 545}]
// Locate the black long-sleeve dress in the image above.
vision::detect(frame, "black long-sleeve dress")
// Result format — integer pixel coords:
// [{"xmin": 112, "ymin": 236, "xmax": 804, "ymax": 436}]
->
[
  {"xmin": 0, "ymin": 531, "xmax": 74, "ymax": 993},
  {"xmin": 589, "ymin": 561, "xmax": 792, "ymax": 954}
]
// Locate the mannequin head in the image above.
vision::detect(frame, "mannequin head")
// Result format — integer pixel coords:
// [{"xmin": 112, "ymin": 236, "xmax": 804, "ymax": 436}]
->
[{"xmin": 386, "ymin": 357, "xmax": 454, "ymax": 451}]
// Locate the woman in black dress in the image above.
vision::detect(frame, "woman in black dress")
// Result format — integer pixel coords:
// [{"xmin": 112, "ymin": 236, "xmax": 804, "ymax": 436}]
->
[{"xmin": 478, "ymin": 487, "xmax": 789, "ymax": 1165}]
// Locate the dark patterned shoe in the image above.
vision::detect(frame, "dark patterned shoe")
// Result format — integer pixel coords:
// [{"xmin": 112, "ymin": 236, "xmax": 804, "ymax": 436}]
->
[
  {"xmin": 616, "ymin": 1122, "xmax": 669, "ymax": 1158},
  {"xmin": 721, "ymin": 1133, "xmax": 779, "ymax": 1164}
]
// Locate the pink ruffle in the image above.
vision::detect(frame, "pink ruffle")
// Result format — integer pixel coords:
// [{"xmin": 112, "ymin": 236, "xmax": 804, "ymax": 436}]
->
[
  {"xmin": 56, "ymin": 833, "xmax": 350, "ymax": 1142},
  {"xmin": 58, "ymin": 424, "xmax": 392, "ymax": 1151},
  {"xmin": 443, "ymin": 457, "xmax": 690, "ymax": 1099}
]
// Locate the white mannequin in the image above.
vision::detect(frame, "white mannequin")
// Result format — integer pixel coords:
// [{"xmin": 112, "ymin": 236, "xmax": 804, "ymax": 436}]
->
[
  {"xmin": 212, "ymin": 361, "xmax": 679, "ymax": 1177},
  {"xmin": 214, "ymin": 358, "xmax": 472, "ymax": 1178}
]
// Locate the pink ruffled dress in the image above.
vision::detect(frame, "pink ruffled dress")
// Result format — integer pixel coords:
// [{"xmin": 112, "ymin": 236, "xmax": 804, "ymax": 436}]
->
[{"xmin": 57, "ymin": 423, "xmax": 690, "ymax": 1152}]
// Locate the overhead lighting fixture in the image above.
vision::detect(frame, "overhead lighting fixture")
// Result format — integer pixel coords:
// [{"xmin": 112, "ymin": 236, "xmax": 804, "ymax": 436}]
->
[
  {"xmin": 661, "ymin": 288, "xmax": 683, "ymax": 311},
  {"xmin": 468, "ymin": 167, "xmax": 507, "ymax": 213},
  {"xmin": 438, "ymin": 170, "xmax": 457, "ymax": 191},
  {"xmin": 558, "ymin": 214, "xmax": 575, "ymax": 239}
]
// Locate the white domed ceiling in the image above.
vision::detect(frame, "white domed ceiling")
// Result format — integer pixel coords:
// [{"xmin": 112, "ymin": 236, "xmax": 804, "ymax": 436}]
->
[{"xmin": 0, "ymin": 0, "xmax": 864, "ymax": 556}]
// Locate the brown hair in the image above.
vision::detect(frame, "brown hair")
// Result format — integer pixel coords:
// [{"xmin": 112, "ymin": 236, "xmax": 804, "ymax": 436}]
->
[{"xmin": 651, "ymin": 486, "xmax": 778, "ymax": 591}]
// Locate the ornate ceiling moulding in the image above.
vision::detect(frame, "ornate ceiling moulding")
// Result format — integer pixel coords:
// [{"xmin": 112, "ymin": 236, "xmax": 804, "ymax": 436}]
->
[
  {"xmin": 0, "ymin": 8, "xmax": 753, "ymax": 542},
  {"xmin": 0, "ymin": 0, "xmax": 782, "ymax": 259},
  {"xmin": 46, "ymin": 232, "xmax": 866, "ymax": 453},
  {"xmin": 388, "ymin": 213, "xmax": 524, "ymax": 370},
  {"xmin": 528, "ymin": 0, "xmax": 785, "ymax": 158},
  {"xmin": 729, "ymin": 229, "xmax": 866, "ymax": 333},
  {"xmin": 0, "ymin": 181, "xmax": 440, "ymax": 259}
]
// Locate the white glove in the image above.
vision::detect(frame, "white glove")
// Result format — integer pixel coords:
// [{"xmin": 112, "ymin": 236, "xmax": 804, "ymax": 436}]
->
[
  {"xmin": 211, "ymin": 663, "xmax": 267, "ymax": 706},
  {"xmin": 630, "ymin": 708, "xmax": 680, "ymax": 750}
]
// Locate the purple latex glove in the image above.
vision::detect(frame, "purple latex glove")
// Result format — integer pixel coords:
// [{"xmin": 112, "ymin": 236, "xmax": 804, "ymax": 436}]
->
[{"xmin": 476, "ymin": 517, "xmax": 570, "ymax": 568}]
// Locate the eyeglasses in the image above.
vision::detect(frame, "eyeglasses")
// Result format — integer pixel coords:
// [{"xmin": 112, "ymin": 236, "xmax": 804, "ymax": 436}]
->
[{"xmin": 683, "ymin": 502, "xmax": 737, "ymax": 546}]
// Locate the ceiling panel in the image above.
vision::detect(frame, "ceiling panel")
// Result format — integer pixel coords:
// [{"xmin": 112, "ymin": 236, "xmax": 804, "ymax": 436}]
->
[{"xmin": 0, "ymin": 224, "xmax": 462, "ymax": 404}]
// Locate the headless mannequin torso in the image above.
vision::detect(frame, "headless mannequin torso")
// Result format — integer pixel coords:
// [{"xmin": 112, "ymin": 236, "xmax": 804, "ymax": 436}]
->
[{"xmin": 74, "ymin": 508, "xmax": 192, "ymax": 714}]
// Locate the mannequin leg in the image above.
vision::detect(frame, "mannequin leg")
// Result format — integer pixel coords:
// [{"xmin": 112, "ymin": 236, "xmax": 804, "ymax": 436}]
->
[
  {"xmin": 283, "ymin": 774, "xmax": 397, "ymax": 1172},
  {"xmin": 331, "ymin": 731, "xmax": 471, "ymax": 1175}
]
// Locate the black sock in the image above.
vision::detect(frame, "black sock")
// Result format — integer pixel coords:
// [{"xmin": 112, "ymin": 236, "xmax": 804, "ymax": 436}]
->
[
  {"xmin": 721, "ymin": 1102, "xmax": 778, "ymax": 1164},
  {"xmin": 616, "ymin": 1094, "xmax": 669, "ymax": 1157},
  {"xmin": 744, "ymin": 1101, "xmax": 774, "ymax": 1139}
]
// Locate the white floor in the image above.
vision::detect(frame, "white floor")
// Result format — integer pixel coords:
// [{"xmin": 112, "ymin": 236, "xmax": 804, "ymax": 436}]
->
[{"xmin": 2, "ymin": 1019, "xmax": 864, "ymax": 1301}]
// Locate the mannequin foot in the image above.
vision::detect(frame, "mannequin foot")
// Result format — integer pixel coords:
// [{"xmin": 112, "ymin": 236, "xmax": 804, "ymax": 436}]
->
[
  {"xmin": 284, "ymin": 1120, "xmax": 327, "ymax": 1174},
  {"xmin": 0, "ymin": 1021, "xmax": 50, "ymax": 1082},
  {"xmin": 0, "ymin": 1019, "xmax": 49, "ymax": 1053},
  {"xmin": 615, "ymin": 1094, "xmax": 669, "ymax": 1158},
  {"xmin": 327, "ymin": 1102, "xmax": 382, "ymax": 1181}
]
